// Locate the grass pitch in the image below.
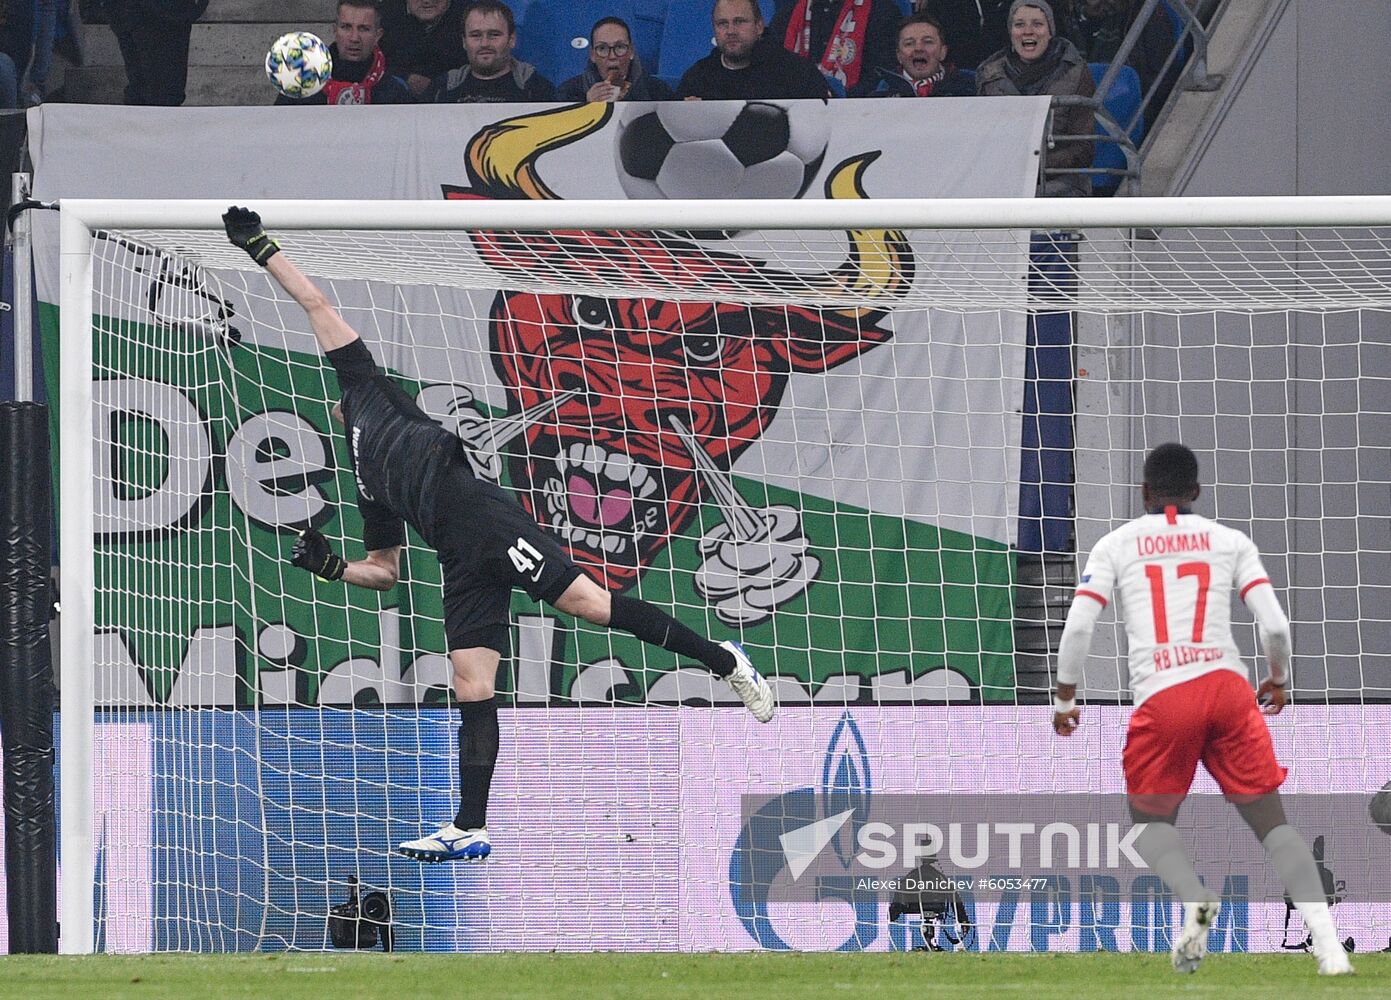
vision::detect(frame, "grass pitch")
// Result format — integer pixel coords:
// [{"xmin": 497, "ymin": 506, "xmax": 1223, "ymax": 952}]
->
[{"xmin": 0, "ymin": 952, "xmax": 1382, "ymax": 1000}]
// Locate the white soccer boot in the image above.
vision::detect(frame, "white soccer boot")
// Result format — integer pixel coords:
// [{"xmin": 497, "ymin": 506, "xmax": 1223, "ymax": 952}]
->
[
  {"xmin": 1312, "ymin": 934, "xmax": 1355, "ymax": 976},
  {"xmin": 397, "ymin": 823, "xmax": 491, "ymax": 863},
  {"xmin": 721, "ymin": 640, "xmax": 775, "ymax": 723},
  {"xmin": 1172, "ymin": 897, "xmax": 1220, "ymax": 973}
]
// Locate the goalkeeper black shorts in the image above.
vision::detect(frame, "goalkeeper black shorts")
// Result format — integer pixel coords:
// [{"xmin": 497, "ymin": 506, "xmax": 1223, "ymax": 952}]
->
[{"xmin": 432, "ymin": 463, "xmax": 583, "ymax": 655}]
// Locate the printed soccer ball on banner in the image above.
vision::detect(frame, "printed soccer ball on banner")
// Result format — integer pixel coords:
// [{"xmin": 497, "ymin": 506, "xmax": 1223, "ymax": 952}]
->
[
  {"xmin": 1370, "ymin": 780, "xmax": 1391, "ymax": 834},
  {"xmin": 615, "ymin": 100, "xmax": 830, "ymax": 200},
  {"xmin": 265, "ymin": 31, "xmax": 332, "ymax": 99}
]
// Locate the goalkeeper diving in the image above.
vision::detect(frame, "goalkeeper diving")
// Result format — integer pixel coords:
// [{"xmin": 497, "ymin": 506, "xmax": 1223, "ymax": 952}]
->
[{"xmin": 222, "ymin": 207, "xmax": 774, "ymax": 863}]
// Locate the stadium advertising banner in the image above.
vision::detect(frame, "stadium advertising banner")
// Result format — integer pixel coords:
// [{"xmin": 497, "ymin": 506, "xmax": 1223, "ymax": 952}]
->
[
  {"xmin": 3, "ymin": 707, "xmax": 1385, "ymax": 953},
  {"xmin": 29, "ymin": 99, "xmax": 1048, "ymax": 708}
]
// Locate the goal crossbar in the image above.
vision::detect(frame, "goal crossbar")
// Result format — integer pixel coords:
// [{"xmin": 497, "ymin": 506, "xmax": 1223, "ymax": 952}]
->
[{"xmin": 58, "ymin": 195, "xmax": 1391, "ymax": 233}]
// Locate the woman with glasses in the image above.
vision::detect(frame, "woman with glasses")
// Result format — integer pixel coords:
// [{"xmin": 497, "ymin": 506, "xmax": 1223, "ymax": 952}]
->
[{"xmin": 557, "ymin": 16, "xmax": 672, "ymax": 102}]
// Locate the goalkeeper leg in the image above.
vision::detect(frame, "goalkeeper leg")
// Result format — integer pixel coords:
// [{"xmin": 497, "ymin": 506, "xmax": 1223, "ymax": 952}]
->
[
  {"xmin": 398, "ymin": 644, "xmax": 501, "ymax": 863},
  {"xmin": 553, "ymin": 576, "xmax": 774, "ymax": 723}
]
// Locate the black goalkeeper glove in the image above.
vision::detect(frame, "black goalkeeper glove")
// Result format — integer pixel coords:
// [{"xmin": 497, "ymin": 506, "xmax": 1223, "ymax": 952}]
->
[
  {"xmin": 222, "ymin": 206, "xmax": 281, "ymax": 267},
  {"xmin": 291, "ymin": 529, "xmax": 346, "ymax": 582}
]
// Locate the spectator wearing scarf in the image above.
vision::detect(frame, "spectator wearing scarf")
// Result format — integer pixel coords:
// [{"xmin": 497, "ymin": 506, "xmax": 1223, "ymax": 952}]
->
[
  {"xmin": 769, "ymin": 0, "xmax": 900, "ymax": 91},
  {"xmin": 851, "ymin": 11, "xmax": 974, "ymax": 97},
  {"xmin": 276, "ymin": 0, "xmax": 413, "ymax": 105},
  {"xmin": 976, "ymin": 0, "xmax": 1095, "ymax": 196}
]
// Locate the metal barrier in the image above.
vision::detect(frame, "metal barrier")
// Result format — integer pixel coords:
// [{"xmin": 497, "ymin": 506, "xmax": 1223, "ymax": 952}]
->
[{"xmin": 1041, "ymin": 0, "xmax": 1222, "ymax": 196}]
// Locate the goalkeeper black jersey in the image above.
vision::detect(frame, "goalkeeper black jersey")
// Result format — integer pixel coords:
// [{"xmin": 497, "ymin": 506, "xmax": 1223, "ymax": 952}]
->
[{"xmin": 325, "ymin": 338, "xmax": 460, "ymax": 551}]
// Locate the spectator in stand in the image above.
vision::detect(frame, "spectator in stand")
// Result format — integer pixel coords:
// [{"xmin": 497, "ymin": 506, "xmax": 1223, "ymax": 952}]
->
[
  {"xmin": 851, "ymin": 11, "xmax": 973, "ymax": 97},
  {"xmin": 0, "ymin": 52, "xmax": 16, "ymax": 108},
  {"xmin": 915, "ymin": 0, "xmax": 1012, "ymax": 73},
  {"xmin": 277, "ymin": 0, "xmax": 413, "ymax": 105},
  {"xmin": 557, "ymin": 16, "xmax": 672, "ymax": 103},
  {"xmin": 104, "ymin": 0, "xmax": 209, "ymax": 105},
  {"xmin": 1074, "ymin": 0, "xmax": 1177, "ymax": 105},
  {"xmin": 977, "ymin": 0, "xmax": 1095, "ymax": 196},
  {"xmin": 767, "ymin": 0, "xmax": 900, "ymax": 94},
  {"xmin": 427, "ymin": 0, "xmax": 555, "ymax": 103},
  {"xmin": 0, "ymin": 0, "xmax": 33, "ymax": 105},
  {"xmin": 380, "ymin": 0, "xmax": 465, "ymax": 100},
  {"xmin": 676, "ymin": 0, "xmax": 830, "ymax": 101}
]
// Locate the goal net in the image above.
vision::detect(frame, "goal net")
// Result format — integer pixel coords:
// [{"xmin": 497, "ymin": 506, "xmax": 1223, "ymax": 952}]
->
[{"xmin": 57, "ymin": 197, "xmax": 1391, "ymax": 955}]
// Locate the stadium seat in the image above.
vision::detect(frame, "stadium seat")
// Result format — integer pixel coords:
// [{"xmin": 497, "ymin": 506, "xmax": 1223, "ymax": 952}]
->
[
  {"xmin": 823, "ymin": 72, "xmax": 846, "ymax": 98},
  {"xmin": 515, "ymin": 0, "xmax": 641, "ymax": 88},
  {"xmin": 655, "ymin": 0, "xmax": 777, "ymax": 86},
  {"xmin": 1088, "ymin": 62, "xmax": 1143, "ymax": 194},
  {"xmin": 955, "ymin": 68, "xmax": 976, "ymax": 91}
]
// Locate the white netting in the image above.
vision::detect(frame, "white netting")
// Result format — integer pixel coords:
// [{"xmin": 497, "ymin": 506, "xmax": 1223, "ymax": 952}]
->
[
  {"xmin": 75, "ymin": 220, "xmax": 1391, "ymax": 954},
  {"xmin": 115, "ymin": 225, "xmax": 1391, "ymax": 314}
]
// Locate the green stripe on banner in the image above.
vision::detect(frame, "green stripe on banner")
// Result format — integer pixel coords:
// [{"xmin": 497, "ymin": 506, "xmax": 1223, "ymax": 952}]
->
[{"xmin": 72, "ymin": 314, "xmax": 1018, "ymax": 707}]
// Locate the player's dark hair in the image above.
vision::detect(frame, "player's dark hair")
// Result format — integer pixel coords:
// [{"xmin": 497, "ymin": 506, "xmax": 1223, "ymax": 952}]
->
[
  {"xmin": 464, "ymin": 0, "xmax": 515, "ymax": 34},
  {"xmin": 590, "ymin": 16, "xmax": 632, "ymax": 45},
  {"xmin": 714, "ymin": 0, "xmax": 764, "ymax": 25},
  {"xmin": 898, "ymin": 11, "xmax": 948, "ymax": 45},
  {"xmin": 1143, "ymin": 442, "xmax": 1200, "ymax": 499},
  {"xmin": 338, "ymin": 0, "xmax": 382, "ymax": 25}
]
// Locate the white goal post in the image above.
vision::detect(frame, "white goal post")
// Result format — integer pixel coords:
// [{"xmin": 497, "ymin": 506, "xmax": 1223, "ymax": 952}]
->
[{"xmin": 56, "ymin": 196, "xmax": 1391, "ymax": 954}]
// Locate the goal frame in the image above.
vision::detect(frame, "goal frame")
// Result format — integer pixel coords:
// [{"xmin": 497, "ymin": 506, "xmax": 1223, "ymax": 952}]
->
[{"xmin": 55, "ymin": 194, "xmax": 1391, "ymax": 953}]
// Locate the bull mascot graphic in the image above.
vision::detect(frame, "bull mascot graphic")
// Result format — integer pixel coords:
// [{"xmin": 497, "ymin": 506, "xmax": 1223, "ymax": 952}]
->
[{"xmin": 436, "ymin": 103, "xmax": 913, "ymax": 624}]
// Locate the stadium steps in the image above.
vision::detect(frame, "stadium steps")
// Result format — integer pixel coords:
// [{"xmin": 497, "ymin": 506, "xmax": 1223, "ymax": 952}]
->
[
  {"xmin": 1140, "ymin": 0, "xmax": 1287, "ymax": 194},
  {"xmin": 1012, "ymin": 551, "xmax": 1075, "ymax": 701},
  {"xmin": 66, "ymin": 1, "xmax": 329, "ymax": 106}
]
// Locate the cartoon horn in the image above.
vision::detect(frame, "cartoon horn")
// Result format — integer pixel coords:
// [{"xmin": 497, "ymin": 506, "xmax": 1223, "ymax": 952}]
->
[
  {"xmin": 466, "ymin": 103, "xmax": 614, "ymax": 200},
  {"xmin": 824, "ymin": 152, "xmax": 913, "ymax": 311}
]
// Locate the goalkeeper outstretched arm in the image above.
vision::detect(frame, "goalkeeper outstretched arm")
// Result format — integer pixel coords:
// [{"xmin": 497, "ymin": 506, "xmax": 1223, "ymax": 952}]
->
[
  {"xmin": 223, "ymin": 206, "xmax": 400, "ymax": 591},
  {"xmin": 223, "ymin": 206, "xmax": 359, "ymax": 354}
]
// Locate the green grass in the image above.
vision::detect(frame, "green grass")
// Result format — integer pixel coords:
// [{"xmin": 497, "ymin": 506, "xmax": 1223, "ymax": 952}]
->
[{"xmin": 0, "ymin": 953, "xmax": 1381, "ymax": 1000}]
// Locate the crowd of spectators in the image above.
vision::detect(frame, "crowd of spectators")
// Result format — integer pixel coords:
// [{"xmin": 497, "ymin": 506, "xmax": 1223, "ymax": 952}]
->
[{"xmin": 24, "ymin": 0, "xmax": 1191, "ymax": 191}]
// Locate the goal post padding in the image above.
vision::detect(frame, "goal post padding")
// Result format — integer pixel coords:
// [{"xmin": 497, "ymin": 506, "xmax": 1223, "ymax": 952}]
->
[{"xmin": 0, "ymin": 400, "xmax": 57, "ymax": 954}]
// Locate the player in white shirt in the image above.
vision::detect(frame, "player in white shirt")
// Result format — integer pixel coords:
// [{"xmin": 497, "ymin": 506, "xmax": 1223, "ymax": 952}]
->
[{"xmin": 1051, "ymin": 444, "xmax": 1352, "ymax": 976}]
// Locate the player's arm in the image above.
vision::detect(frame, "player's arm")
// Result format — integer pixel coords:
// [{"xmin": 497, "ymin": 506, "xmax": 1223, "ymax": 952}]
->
[
  {"xmin": 1235, "ymin": 536, "xmax": 1290, "ymax": 714},
  {"xmin": 1052, "ymin": 544, "xmax": 1114, "ymax": 736},
  {"xmin": 222, "ymin": 206, "xmax": 360, "ymax": 353},
  {"xmin": 290, "ymin": 529, "xmax": 400, "ymax": 591},
  {"xmin": 1242, "ymin": 580, "xmax": 1290, "ymax": 715}
]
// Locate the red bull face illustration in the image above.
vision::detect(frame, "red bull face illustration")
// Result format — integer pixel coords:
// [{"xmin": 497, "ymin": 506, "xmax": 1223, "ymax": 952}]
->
[
  {"xmin": 488, "ymin": 276, "xmax": 890, "ymax": 590},
  {"xmin": 446, "ymin": 103, "xmax": 911, "ymax": 594}
]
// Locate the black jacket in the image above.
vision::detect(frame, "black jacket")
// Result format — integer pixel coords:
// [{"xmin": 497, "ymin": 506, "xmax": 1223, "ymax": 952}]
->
[
  {"xmin": 850, "ymin": 64, "xmax": 975, "ymax": 98},
  {"xmin": 380, "ymin": 1, "xmax": 465, "ymax": 83},
  {"xmin": 428, "ymin": 59, "xmax": 556, "ymax": 103},
  {"xmin": 675, "ymin": 39, "xmax": 830, "ymax": 101},
  {"xmin": 556, "ymin": 58, "xmax": 674, "ymax": 103}
]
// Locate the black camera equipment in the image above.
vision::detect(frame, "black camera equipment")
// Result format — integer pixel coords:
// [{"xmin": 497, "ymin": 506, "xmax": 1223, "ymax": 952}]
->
[{"xmin": 328, "ymin": 875, "xmax": 394, "ymax": 952}]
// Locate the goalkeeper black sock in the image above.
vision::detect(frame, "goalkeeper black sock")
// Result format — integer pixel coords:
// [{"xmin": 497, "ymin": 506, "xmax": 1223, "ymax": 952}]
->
[
  {"xmin": 609, "ymin": 594, "xmax": 735, "ymax": 677},
  {"xmin": 454, "ymin": 697, "xmax": 498, "ymax": 831}
]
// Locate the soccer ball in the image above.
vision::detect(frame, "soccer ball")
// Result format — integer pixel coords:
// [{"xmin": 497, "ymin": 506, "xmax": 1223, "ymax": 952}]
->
[
  {"xmin": 1370, "ymin": 780, "xmax": 1391, "ymax": 834},
  {"xmin": 615, "ymin": 100, "xmax": 830, "ymax": 200},
  {"xmin": 265, "ymin": 32, "xmax": 332, "ymax": 99}
]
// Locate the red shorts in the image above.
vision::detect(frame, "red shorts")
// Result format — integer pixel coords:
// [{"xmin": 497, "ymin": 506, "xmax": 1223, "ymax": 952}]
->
[{"xmin": 1123, "ymin": 669, "xmax": 1287, "ymax": 816}]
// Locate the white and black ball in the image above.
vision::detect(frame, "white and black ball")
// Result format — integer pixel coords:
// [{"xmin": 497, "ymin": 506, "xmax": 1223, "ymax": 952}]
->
[
  {"xmin": 615, "ymin": 100, "xmax": 830, "ymax": 200},
  {"xmin": 1370, "ymin": 780, "xmax": 1391, "ymax": 835}
]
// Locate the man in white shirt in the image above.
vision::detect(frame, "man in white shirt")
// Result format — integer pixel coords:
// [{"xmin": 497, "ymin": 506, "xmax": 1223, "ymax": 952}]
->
[{"xmin": 1052, "ymin": 443, "xmax": 1352, "ymax": 976}]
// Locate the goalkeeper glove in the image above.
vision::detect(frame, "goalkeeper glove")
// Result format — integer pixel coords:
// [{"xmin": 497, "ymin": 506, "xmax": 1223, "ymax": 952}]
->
[
  {"xmin": 291, "ymin": 529, "xmax": 346, "ymax": 582},
  {"xmin": 222, "ymin": 206, "xmax": 281, "ymax": 267}
]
